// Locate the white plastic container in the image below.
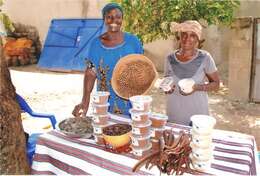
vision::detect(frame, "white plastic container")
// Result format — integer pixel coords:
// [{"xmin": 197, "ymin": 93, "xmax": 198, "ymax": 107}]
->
[
  {"xmin": 191, "ymin": 132, "xmax": 212, "ymax": 148},
  {"xmin": 190, "ymin": 142, "xmax": 214, "ymax": 161},
  {"xmin": 190, "ymin": 115, "xmax": 216, "ymax": 135},
  {"xmin": 190, "ymin": 153, "xmax": 212, "ymax": 172},
  {"xmin": 132, "ymin": 143, "xmax": 152, "ymax": 158},
  {"xmin": 131, "ymin": 120, "xmax": 151, "ymax": 136},
  {"xmin": 130, "ymin": 133, "xmax": 151, "ymax": 148},
  {"xmin": 129, "ymin": 109, "xmax": 150, "ymax": 125},
  {"xmin": 159, "ymin": 77, "xmax": 174, "ymax": 92},
  {"xmin": 91, "ymin": 91, "xmax": 110, "ymax": 104},
  {"xmin": 92, "ymin": 114, "xmax": 110, "ymax": 125},
  {"xmin": 151, "ymin": 137, "xmax": 162, "ymax": 151},
  {"xmin": 150, "ymin": 113, "xmax": 168, "ymax": 128},
  {"xmin": 92, "ymin": 123, "xmax": 108, "ymax": 135},
  {"xmin": 192, "ymin": 160, "xmax": 211, "ymax": 172},
  {"xmin": 92, "ymin": 103, "xmax": 110, "ymax": 115},
  {"xmin": 178, "ymin": 78, "xmax": 195, "ymax": 94},
  {"xmin": 151, "ymin": 127, "xmax": 165, "ymax": 139},
  {"xmin": 129, "ymin": 95, "xmax": 152, "ymax": 112},
  {"xmin": 93, "ymin": 134, "xmax": 105, "ymax": 145}
]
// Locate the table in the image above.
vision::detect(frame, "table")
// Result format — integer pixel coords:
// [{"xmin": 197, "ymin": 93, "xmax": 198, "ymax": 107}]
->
[{"xmin": 31, "ymin": 114, "xmax": 259, "ymax": 175}]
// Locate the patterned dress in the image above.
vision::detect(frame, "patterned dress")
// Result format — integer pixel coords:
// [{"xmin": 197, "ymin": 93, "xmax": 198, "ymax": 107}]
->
[
  {"xmin": 85, "ymin": 32, "xmax": 143, "ymax": 116},
  {"xmin": 164, "ymin": 49, "xmax": 217, "ymax": 125}
]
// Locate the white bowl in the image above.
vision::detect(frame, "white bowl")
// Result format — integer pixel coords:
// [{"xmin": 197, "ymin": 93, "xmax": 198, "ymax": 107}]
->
[
  {"xmin": 178, "ymin": 78, "xmax": 195, "ymax": 94},
  {"xmin": 191, "ymin": 115, "xmax": 216, "ymax": 135}
]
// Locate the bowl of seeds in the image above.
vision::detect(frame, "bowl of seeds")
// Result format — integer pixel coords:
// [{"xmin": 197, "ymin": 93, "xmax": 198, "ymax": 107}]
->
[
  {"xmin": 103, "ymin": 123, "xmax": 132, "ymax": 149},
  {"xmin": 57, "ymin": 117, "xmax": 93, "ymax": 138}
]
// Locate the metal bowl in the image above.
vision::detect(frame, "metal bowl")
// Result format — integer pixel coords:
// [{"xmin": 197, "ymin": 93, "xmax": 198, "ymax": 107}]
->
[{"xmin": 57, "ymin": 117, "xmax": 93, "ymax": 138}]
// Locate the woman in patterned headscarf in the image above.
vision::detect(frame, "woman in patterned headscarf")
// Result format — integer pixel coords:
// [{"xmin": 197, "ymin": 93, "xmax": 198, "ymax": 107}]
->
[
  {"xmin": 72, "ymin": 3, "xmax": 143, "ymax": 117},
  {"xmin": 164, "ymin": 20, "xmax": 220, "ymax": 126}
]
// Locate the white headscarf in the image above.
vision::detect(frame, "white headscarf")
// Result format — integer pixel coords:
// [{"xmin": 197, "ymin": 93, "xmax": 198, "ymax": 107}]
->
[{"xmin": 171, "ymin": 20, "xmax": 202, "ymax": 40}]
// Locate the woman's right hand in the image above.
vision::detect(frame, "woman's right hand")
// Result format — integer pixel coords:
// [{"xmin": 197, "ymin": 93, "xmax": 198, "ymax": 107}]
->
[
  {"xmin": 72, "ymin": 102, "xmax": 88, "ymax": 118},
  {"xmin": 72, "ymin": 67, "xmax": 96, "ymax": 118}
]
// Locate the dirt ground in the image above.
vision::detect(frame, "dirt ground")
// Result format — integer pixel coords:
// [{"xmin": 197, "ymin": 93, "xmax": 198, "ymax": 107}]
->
[{"xmin": 9, "ymin": 64, "xmax": 260, "ymax": 150}]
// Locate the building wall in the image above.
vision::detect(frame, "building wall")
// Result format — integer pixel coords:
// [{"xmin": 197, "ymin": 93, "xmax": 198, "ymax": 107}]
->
[
  {"xmin": 228, "ymin": 18, "xmax": 254, "ymax": 101},
  {"xmin": 3, "ymin": 0, "xmax": 106, "ymax": 43},
  {"xmin": 3, "ymin": 0, "xmax": 260, "ymax": 75}
]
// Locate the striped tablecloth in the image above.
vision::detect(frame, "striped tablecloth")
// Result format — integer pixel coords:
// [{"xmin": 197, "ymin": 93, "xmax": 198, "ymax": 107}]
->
[{"xmin": 32, "ymin": 114, "xmax": 259, "ymax": 175}]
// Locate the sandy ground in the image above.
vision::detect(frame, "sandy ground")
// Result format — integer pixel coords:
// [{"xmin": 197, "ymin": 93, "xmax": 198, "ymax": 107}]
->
[{"xmin": 10, "ymin": 64, "xmax": 260, "ymax": 150}]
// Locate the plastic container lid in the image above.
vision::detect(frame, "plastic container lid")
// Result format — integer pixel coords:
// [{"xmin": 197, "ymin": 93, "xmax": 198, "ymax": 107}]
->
[
  {"xmin": 190, "ymin": 115, "xmax": 216, "ymax": 128},
  {"xmin": 131, "ymin": 120, "xmax": 152, "ymax": 127},
  {"xmin": 131, "ymin": 133, "xmax": 151, "ymax": 140},
  {"xmin": 151, "ymin": 126, "xmax": 165, "ymax": 131},
  {"xmin": 92, "ymin": 91, "xmax": 110, "ymax": 96},
  {"xmin": 129, "ymin": 95, "xmax": 152, "ymax": 103},
  {"xmin": 92, "ymin": 103, "xmax": 110, "ymax": 107},
  {"xmin": 129, "ymin": 109, "xmax": 151, "ymax": 115},
  {"xmin": 151, "ymin": 113, "xmax": 168, "ymax": 120}
]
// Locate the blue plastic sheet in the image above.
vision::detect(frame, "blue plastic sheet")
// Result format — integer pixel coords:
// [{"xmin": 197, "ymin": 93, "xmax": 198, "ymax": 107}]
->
[{"xmin": 38, "ymin": 19, "xmax": 106, "ymax": 72}]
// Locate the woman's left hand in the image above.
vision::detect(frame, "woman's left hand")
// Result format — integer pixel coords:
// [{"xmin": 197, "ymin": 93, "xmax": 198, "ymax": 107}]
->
[{"xmin": 179, "ymin": 86, "xmax": 195, "ymax": 96}]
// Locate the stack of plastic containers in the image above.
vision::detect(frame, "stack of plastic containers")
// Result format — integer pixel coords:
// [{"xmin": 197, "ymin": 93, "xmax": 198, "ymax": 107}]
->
[
  {"xmin": 129, "ymin": 95, "xmax": 152, "ymax": 158},
  {"xmin": 190, "ymin": 115, "xmax": 216, "ymax": 171},
  {"xmin": 150, "ymin": 113, "xmax": 168, "ymax": 151},
  {"xmin": 91, "ymin": 91, "xmax": 110, "ymax": 145}
]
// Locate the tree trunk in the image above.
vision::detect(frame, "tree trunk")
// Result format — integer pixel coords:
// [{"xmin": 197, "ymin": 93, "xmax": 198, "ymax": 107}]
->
[{"xmin": 0, "ymin": 37, "xmax": 30, "ymax": 174}]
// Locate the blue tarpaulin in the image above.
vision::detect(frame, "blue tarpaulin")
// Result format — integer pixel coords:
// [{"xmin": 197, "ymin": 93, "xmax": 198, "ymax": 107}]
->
[{"xmin": 37, "ymin": 19, "xmax": 106, "ymax": 72}]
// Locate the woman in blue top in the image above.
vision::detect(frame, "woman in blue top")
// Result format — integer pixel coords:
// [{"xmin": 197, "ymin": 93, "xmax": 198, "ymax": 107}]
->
[{"xmin": 72, "ymin": 3, "xmax": 143, "ymax": 117}]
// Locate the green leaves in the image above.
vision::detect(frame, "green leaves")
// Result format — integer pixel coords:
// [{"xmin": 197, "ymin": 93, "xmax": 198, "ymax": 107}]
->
[
  {"xmin": 113, "ymin": 0, "xmax": 240, "ymax": 43},
  {"xmin": 0, "ymin": 14, "xmax": 15, "ymax": 34},
  {"xmin": 0, "ymin": 0, "xmax": 15, "ymax": 35}
]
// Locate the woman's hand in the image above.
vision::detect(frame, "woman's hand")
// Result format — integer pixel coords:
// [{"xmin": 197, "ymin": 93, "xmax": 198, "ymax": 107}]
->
[
  {"xmin": 72, "ymin": 68, "xmax": 96, "ymax": 118},
  {"xmin": 179, "ymin": 86, "xmax": 195, "ymax": 96},
  {"xmin": 164, "ymin": 85, "xmax": 176, "ymax": 94},
  {"xmin": 72, "ymin": 102, "xmax": 88, "ymax": 118}
]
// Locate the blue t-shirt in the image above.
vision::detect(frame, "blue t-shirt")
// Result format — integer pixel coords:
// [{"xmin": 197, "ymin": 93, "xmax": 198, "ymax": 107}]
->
[{"xmin": 86, "ymin": 32, "xmax": 143, "ymax": 116}]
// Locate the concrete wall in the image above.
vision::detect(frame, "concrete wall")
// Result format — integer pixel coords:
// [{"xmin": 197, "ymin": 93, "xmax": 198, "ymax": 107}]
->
[
  {"xmin": 228, "ymin": 18, "xmax": 254, "ymax": 101},
  {"xmin": 147, "ymin": 0, "xmax": 260, "ymax": 73},
  {"xmin": 3, "ymin": 0, "xmax": 260, "ymax": 75},
  {"xmin": 2, "ymin": 0, "xmax": 106, "ymax": 43}
]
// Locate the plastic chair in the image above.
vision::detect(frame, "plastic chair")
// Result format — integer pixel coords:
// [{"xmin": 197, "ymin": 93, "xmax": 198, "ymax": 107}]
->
[
  {"xmin": 16, "ymin": 93, "xmax": 56, "ymax": 128},
  {"xmin": 15, "ymin": 93, "xmax": 57, "ymax": 165}
]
